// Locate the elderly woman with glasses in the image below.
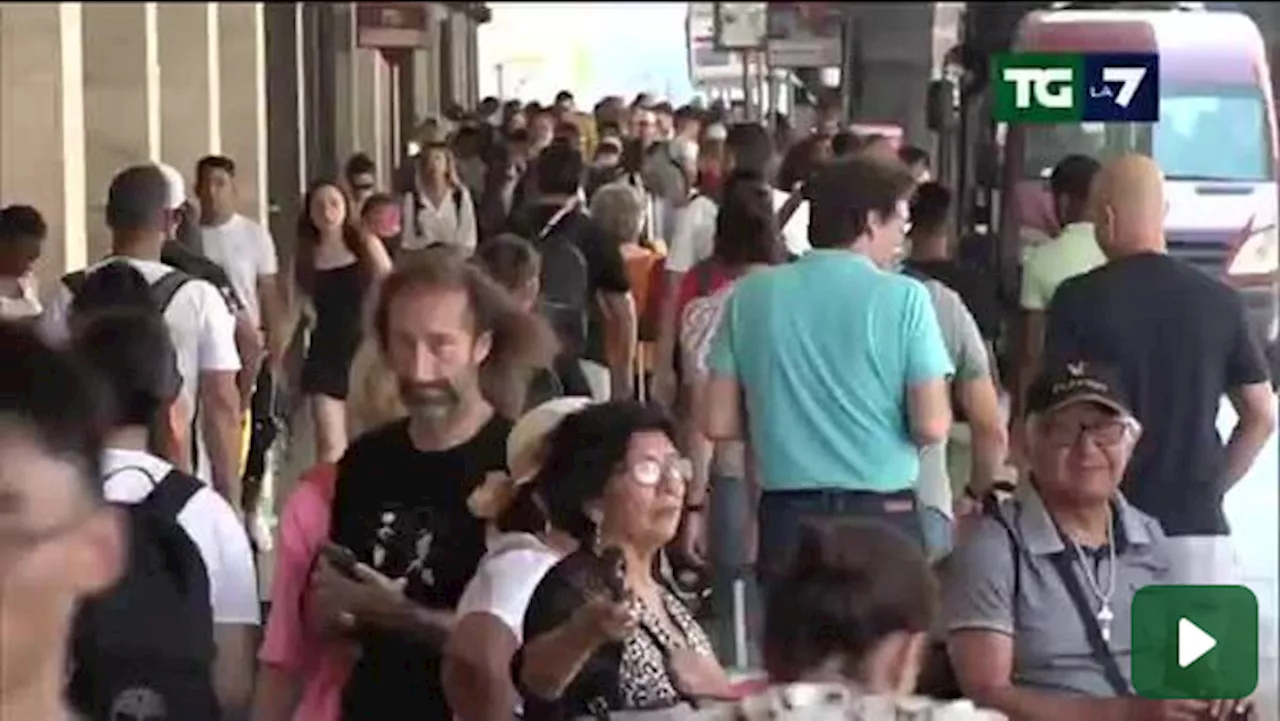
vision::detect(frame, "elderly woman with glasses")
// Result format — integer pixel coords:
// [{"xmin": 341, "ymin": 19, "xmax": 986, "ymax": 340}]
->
[{"xmin": 515, "ymin": 400, "xmax": 734, "ymax": 721}]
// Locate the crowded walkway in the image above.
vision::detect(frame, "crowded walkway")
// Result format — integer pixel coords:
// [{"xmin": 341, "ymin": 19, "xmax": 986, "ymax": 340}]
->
[{"xmin": 0, "ymin": 84, "xmax": 1277, "ymax": 721}]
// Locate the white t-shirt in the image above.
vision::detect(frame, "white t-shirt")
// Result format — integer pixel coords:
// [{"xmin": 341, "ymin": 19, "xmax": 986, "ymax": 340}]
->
[
  {"xmin": 455, "ymin": 532, "xmax": 563, "ymax": 642},
  {"xmin": 101, "ymin": 448, "xmax": 261, "ymax": 626},
  {"xmin": 665, "ymin": 194, "xmax": 719, "ymax": 274},
  {"xmin": 771, "ymin": 187, "xmax": 811, "ymax": 257},
  {"xmin": 199, "ymin": 214, "xmax": 279, "ymax": 327},
  {"xmin": 0, "ymin": 274, "xmax": 41, "ymax": 320},
  {"xmin": 39, "ymin": 256, "xmax": 242, "ymax": 482}
]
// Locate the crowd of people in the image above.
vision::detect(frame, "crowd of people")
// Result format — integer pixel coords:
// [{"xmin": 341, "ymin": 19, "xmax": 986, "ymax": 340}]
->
[{"xmin": 0, "ymin": 87, "xmax": 1274, "ymax": 721}]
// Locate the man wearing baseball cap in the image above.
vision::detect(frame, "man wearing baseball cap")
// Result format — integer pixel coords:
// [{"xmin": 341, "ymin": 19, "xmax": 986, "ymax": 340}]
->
[
  {"xmin": 943, "ymin": 359, "xmax": 1224, "ymax": 720},
  {"xmin": 156, "ymin": 162, "xmax": 247, "ymax": 321}
]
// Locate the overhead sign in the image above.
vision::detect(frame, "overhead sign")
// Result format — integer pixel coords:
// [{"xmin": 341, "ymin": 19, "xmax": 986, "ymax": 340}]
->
[
  {"xmin": 766, "ymin": 2, "xmax": 843, "ymax": 68},
  {"xmin": 688, "ymin": 3, "xmax": 745, "ymax": 87},
  {"xmin": 356, "ymin": 2, "xmax": 434, "ymax": 50},
  {"xmin": 713, "ymin": 2, "xmax": 768, "ymax": 50}
]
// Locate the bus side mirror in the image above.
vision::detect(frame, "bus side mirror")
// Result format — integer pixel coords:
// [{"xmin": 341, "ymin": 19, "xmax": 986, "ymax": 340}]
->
[{"xmin": 926, "ymin": 79, "xmax": 958, "ymax": 132}]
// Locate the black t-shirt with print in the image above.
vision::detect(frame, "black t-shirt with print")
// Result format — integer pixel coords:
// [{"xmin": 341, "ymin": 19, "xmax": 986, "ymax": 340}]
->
[
  {"xmin": 1045, "ymin": 253, "xmax": 1271, "ymax": 536},
  {"xmin": 329, "ymin": 414, "xmax": 512, "ymax": 720}
]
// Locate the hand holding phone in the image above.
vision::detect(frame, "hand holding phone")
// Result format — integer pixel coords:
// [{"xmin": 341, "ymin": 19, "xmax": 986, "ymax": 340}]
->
[
  {"xmin": 320, "ymin": 542, "xmax": 360, "ymax": 578},
  {"xmin": 597, "ymin": 546, "xmax": 628, "ymax": 603}
]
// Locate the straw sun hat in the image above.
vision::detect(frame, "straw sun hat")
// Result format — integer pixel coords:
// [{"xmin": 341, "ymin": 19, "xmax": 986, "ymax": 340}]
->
[{"xmin": 467, "ymin": 397, "xmax": 595, "ymax": 520}]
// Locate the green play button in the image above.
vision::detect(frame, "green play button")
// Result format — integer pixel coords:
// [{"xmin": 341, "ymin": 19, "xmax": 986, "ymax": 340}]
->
[{"xmin": 1131, "ymin": 585, "xmax": 1258, "ymax": 699}]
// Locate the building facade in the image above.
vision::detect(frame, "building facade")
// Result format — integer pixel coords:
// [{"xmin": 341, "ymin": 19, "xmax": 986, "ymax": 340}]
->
[{"xmin": 0, "ymin": 1, "xmax": 487, "ymax": 286}]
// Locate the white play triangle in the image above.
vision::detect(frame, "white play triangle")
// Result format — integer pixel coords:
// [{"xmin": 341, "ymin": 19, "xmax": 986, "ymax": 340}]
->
[{"xmin": 1178, "ymin": 617, "xmax": 1217, "ymax": 668}]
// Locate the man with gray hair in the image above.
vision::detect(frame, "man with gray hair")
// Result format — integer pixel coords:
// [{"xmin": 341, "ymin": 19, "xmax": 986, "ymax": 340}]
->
[
  {"xmin": 944, "ymin": 360, "xmax": 1243, "ymax": 719},
  {"xmin": 589, "ymin": 182, "xmax": 647, "ymax": 247}
]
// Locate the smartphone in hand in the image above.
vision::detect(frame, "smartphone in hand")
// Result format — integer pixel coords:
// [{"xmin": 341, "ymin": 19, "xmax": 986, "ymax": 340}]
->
[
  {"xmin": 320, "ymin": 542, "xmax": 361, "ymax": 578},
  {"xmin": 597, "ymin": 546, "xmax": 628, "ymax": 603}
]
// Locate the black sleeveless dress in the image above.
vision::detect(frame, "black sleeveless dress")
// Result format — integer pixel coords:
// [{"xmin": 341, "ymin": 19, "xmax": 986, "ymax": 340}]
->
[{"xmin": 300, "ymin": 262, "xmax": 365, "ymax": 400}]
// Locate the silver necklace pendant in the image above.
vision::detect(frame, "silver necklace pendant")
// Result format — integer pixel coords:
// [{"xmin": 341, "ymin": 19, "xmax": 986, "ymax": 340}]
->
[{"xmin": 1097, "ymin": 605, "xmax": 1114, "ymax": 642}]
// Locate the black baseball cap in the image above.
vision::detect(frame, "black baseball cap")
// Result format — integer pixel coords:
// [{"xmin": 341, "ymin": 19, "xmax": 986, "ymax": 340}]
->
[{"xmin": 1027, "ymin": 360, "xmax": 1132, "ymax": 417}]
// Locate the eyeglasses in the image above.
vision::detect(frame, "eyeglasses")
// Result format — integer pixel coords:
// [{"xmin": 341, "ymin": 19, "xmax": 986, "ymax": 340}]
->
[
  {"xmin": 1042, "ymin": 418, "xmax": 1138, "ymax": 449},
  {"xmin": 627, "ymin": 456, "xmax": 693, "ymax": 487}
]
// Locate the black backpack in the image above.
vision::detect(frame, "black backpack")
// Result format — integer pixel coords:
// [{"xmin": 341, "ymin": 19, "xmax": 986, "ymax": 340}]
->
[
  {"xmin": 69, "ymin": 467, "xmax": 218, "ymax": 721},
  {"xmin": 536, "ymin": 207, "xmax": 591, "ymax": 357},
  {"xmin": 63, "ymin": 265, "xmax": 195, "ymax": 317},
  {"xmin": 64, "ymin": 263, "xmax": 201, "ymax": 462}
]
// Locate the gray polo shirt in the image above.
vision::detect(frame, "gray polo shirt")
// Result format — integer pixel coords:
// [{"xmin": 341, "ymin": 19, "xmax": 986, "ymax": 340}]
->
[{"xmin": 943, "ymin": 484, "xmax": 1174, "ymax": 697}]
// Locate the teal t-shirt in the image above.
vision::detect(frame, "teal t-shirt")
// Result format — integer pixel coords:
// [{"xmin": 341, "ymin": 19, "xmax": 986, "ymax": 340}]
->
[{"xmin": 707, "ymin": 250, "xmax": 954, "ymax": 492}]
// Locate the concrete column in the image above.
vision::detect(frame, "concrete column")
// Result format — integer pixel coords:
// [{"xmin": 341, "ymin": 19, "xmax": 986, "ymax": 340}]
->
[
  {"xmin": 157, "ymin": 3, "xmax": 221, "ymax": 182},
  {"xmin": 331, "ymin": 2, "xmax": 357, "ymax": 166},
  {"xmin": 413, "ymin": 9, "xmax": 443, "ymax": 123},
  {"xmin": 82, "ymin": 2, "xmax": 162, "ymax": 260},
  {"xmin": 353, "ymin": 48, "xmax": 392, "ymax": 187},
  {"xmin": 264, "ymin": 1, "xmax": 306, "ymax": 266},
  {"xmin": 219, "ymin": 2, "xmax": 268, "ymax": 222},
  {"xmin": 448, "ymin": 12, "xmax": 470, "ymax": 107},
  {"xmin": 0, "ymin": 3, "xmax": 87, "ymax": 284},
  {"xmin": 465, "ymin": 17, "xmax": 479, "ymax": 107}
]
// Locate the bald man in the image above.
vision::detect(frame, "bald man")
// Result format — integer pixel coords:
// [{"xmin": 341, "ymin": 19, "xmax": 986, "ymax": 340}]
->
[{"xmin": 1043, "ymin": 154, "xmax": 1275, "ymax": 586}]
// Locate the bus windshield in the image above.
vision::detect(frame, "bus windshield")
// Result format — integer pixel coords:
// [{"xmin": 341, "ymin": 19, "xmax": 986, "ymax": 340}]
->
[
  {"xmin": 1021, "ymin": 86, "xmax": 1273, "ymax": 182},
  {"xmin": 1155, "ymin": 88, "xmax": 1271, "ymax": 182}
]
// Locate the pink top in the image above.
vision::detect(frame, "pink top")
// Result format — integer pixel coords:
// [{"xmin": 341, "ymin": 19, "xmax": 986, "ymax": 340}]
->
[{"xmin": 257, "ymin": 463, "xmax": 353, "ymax": 721}]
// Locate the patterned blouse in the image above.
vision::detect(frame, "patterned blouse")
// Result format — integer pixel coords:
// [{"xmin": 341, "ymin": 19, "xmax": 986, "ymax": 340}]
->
[{"xmin": 519, "ymin": 548, "xmax": 717, "ymax": 721}]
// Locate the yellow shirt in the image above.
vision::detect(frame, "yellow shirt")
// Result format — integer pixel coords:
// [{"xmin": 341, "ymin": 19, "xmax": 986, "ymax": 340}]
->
[{"xmin": 1020, "ymin": 222, "xmax": 1107, "ymax": 311}]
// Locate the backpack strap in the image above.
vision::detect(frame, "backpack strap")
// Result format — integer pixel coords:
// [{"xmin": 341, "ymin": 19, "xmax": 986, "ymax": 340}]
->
[
  {"xmin": 777, "ymin": 183, "xmax": 807, "ymax": 229},
  {"xmin": 62, "ymin": 269, "xmax": 88, "ymax": 296},
  {"xmin": 537, "ymin": 200, "xmax": 578, "ymax": 242},
  {"xmin": 103, "ymin": 464, "xmax": 162, "ymax": 488},
  {"xmin": 140, "ymin": 469, "xmax": 204, "ymax": 520},
  {"xmin": 150, "ymin": 270, "xmax": 195, "ymax": 314},
  {"xmin": 409, "ymin": 189, "xmax": 425, "ymax": 240}
]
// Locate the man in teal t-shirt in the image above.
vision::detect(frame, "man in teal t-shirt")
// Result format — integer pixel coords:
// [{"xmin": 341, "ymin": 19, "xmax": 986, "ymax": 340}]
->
[{"xmin": 701, "ymin": 154, "xmax": 954, "ymax": 584}]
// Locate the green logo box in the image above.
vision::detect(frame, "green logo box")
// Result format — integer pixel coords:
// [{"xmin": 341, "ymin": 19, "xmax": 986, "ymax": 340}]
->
[
  {"xmin": 1131, "ymin": 585, "xmax": 1258, "ymax": 700},
  {"xmin": 992, "ymin": 53, "xmax": 1085, "ymax": 124}
]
